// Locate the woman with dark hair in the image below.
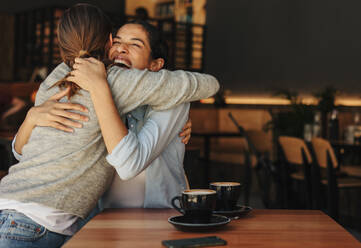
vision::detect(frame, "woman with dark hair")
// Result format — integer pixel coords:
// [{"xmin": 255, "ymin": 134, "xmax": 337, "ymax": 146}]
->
[
  {"xmin": 73, "ymin": 20, "xmax": 200, "ymax": 211},
  {"xmin": 0, "ymin": 4, "xmax": 218, "ymax": 247}
]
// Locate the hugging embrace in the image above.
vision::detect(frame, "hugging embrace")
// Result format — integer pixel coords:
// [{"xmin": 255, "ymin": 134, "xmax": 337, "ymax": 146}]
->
[{"xmin": 0, "ymin": 3, "xmax": 219, "ymax": 247}]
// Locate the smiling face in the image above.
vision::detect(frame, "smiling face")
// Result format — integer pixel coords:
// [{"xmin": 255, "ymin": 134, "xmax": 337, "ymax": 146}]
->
[{"xmin": 108, "ymin": 24, "xmax": 155, "ymax": 70}]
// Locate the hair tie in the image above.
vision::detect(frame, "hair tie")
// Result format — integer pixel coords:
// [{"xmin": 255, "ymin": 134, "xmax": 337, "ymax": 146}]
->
[{"xmin": 78, "ymin": 50, "xmax": 90, "ymax": 58}]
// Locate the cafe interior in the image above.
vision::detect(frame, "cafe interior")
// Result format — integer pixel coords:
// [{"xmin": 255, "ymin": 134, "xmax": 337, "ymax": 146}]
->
[{"xmin": 0, "ymin": 0, "xmax": 361, "ymax": 247}]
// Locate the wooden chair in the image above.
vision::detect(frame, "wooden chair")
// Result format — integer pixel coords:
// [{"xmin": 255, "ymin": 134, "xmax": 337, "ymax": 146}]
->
[
  {"xmin": 311, "ymin": 137, "xmax": 361, "ymax": 220},
  {"xmin": 238, "ymin": 137, "xmax": 258, "ymax": 207},
  {"xmin": 208, "ymin": 112, "xmax": 269, "ymax": 207},
  {"xmin": 278, "ymin": 136, "xmax": 313, "ymax": 209},
  {"xmin": 209, "ymin": 136, "xmax": 257, "ymax": 206},
  {"xmin": 246, "ymin": 130, "xmax": 282, "ymax": 208},
  {"xmin": 209, "ymin": 113, "xmax": 257, "ymax": 206},
  {"xmin": 228, "ymin": 113, "xmax": 270, "ymax": 207}
]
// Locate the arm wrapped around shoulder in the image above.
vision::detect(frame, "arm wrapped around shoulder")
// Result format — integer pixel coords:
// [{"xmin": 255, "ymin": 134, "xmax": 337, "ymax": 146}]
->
[{"xmin": 107, "ymin": 67, "xmax": 220, "ymax": 114}]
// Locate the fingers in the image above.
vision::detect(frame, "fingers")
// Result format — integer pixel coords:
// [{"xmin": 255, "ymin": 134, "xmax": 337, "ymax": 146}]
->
[
  {"xmin": 74, "ymin": 58, "xmax": 86, "ymax": 64},
  {"xmin": 54, "ymin": 102, "xmax": 88, "ymax": 113},
  {"xmin": 182, "ymin": 119, "xmax": 192, "ymax": 131},
  {"xmin": 72, "ymin": 63, "xmax": 89, "ymax": 71},
  {"xmin": 49, "ymin": 121, "xmax": 75, "ymax": 133},
  {"xmin": 47, "ymin": 113, "xmax": 86, "ymax": 132},
  {"xmin": 73, "ymin": 58, "xmax": 89, "ymax": 71},
  {"xmin": 49, "ymin": 87, "xmax": 71, "ymax": 101},
  {"xmin": 51, "ymin": 102, "xmax": 89, "ymax": 123},
  {"xmin": 75, "ymin": 57, "xmax": 101, "ymax": 65},
  {"xmin": 179, "ymin": 119, "xmax": 192, "ymax": 137},
  {"xmin": 65, "ymin": 74, "xmax": 87, "ymax": 91},
  {"xmin": 72, "ymin": 63, "xmax": 80, "ymax": 70},
  {"xmin": 179, "ymin": 127, "xmax": 191, "ymax": 138},
  {"xmin": 181, "ymin": 134, "xmax": 191, "ymax": 145},
  {"xmin": 86, "ymin": 57, "xmax": 102, "ymax": 64},
  {"xmin": 179, "ymin": 127, "xmax": 191, "ymax": 144},
  {"xmin": 180, "ymin": 119, "xmax": 192, "ymax": 144},
  {"xmin": 66, "ymin": 75, "xmax": 76, "ymax": 83},
  {"xmin": 52, "ymin": 115, "xmax": 83, "ymax": 129},
  {"xmin": 72, "ymin": 58, "xmax": 99, "ymax": 76},
  {"xmin": 73, "ymin": 61, "xmax": 90, "ymax": 70},
  {"xmin": 52, "ymin": 108, "xmax": 89, "ymax": 122}
]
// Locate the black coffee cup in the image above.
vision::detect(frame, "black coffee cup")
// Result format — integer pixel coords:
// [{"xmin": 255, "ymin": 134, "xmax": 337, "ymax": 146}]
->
[
  {"xmin": 209, "ymin": 182, "xmax": 242, "ymax": 211},
  {"xmin": 171, "ymin": 189, "xmax": 216, "ymax": 223}
]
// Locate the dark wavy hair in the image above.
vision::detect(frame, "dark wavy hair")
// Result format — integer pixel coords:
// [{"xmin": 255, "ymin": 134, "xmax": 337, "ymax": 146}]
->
[{"xmin": 126, "ymin": 19, "xmax": 169, "ymax": 68}]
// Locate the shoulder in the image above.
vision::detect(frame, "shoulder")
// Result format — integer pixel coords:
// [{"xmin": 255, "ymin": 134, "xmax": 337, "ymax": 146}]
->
[
  {"xmin": 107, "ymin": 66, "xmax": 158, "ymax": 80},
  {"xmin": 41, "ymin": 63, "xmax": 70, "ymax": 88},
  {"xmin": 35, "ymin": 63, "xmax": 70, "ymax": 101}
]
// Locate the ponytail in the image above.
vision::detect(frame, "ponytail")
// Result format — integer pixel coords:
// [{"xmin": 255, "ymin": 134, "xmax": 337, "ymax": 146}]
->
[
  {"xmin": 50, "ymin": 50, "xmax": 92, "ymax": 99},
  {"xmin": 49, "ymin": 3, "xmax": 112, "ymax": 99}
]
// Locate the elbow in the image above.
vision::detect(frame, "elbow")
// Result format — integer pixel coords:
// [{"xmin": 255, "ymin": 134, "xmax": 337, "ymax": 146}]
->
[
  {"xmin": 114, "ymin": 164, "xmax": 139, "ymax": 180},
  {"xmin": 112, "ymin": 158, "xmax": 147, "ymax": 181},
  {"xmin": 211, "ymin": 76, "xmax": 220, "ymax": 95},
  {"xmin": 106, "ymin": 135, "xmax": 152, "ymax": 180},
  {"xmin": 117, "ymin": 171, "xmax": 135, "ymax": 180},
  {"xmin": 201, "ymin": 75, "xmax": 220, "ymax": 98}
]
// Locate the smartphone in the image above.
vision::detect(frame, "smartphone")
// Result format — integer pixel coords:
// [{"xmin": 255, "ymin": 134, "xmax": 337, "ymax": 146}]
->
[{"xmin": 162, "ymin": 236, "xmax": 227, "ymax": 248}]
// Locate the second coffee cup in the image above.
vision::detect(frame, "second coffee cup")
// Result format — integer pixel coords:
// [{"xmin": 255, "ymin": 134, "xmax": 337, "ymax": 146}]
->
[
  {"xmin": 171, "ymin": 189, "xmax": 216, "ymax": 223},
  {"xmin": 209, "ymin": 182, "xmax": 242, "ymax": 211}
]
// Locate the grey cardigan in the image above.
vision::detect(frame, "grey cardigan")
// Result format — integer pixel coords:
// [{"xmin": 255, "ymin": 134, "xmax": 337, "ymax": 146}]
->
[{"xmin": 0, "ymin": 63, "xmax": 219, "ymax": 218}]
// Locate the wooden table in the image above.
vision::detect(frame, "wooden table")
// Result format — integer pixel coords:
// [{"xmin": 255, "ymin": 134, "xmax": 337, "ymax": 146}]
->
[{"xmin": 64, "ymin": 209, "xmax": 361, "ymax": 248}]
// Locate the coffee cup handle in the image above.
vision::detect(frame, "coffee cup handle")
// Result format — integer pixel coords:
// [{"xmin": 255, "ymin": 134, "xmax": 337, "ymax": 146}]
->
[{"xmin": 171, "ymin": 196, "xmax": 184, "ymax": 214}]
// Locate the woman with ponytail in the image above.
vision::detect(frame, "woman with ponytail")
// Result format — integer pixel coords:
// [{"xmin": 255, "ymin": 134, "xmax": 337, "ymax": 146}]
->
[{"xmin": 0, "ymin": 4, "xmax": 218, "ymax": 247}]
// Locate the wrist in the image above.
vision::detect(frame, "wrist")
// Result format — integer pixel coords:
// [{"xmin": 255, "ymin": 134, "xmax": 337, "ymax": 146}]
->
[
  {"xmin": 24, "ymin": 107, "xmax": 38, "ymax": 128},
  {"xmin": 89, "ymin": 78, "xmax": 111, "ymax": 97},
  {"xmin": 86, "ymin": 73, "xmax": 106, "ymax": 91}
]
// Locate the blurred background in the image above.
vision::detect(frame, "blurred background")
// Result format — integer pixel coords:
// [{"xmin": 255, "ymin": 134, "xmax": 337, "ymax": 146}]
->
[{"xmin": 1, "ymin": 0, "xmax": 361, "ymax": 241}]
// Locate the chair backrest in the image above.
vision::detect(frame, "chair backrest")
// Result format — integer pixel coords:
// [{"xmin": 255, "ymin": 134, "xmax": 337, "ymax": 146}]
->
[
  {"xmin": 278, "ymin": 136, "xmax": 314, "ymax": 209},
  {"xmin": 278, "ymin": 136, "xmax": 312, "ymax": 165},
  {"xmin": 310, "ymin": 139, "xmax": 339, "ymax": 220},
  {"xmin": 246, "ymin": 130, "xmax": 273, "ymax": 154},
  {"xmin": 228, "ymin": 113, "xmax": 257, "ymax": 167},
  {"xmin": 238, "ymin": 138, "xmax": 259, "ymax": 168},
  {"xmin": 311, "ymin": 137, "xmax": 338, "ymax": 169},
  {"xmin": 238, "ymin": 137, "xmax": 251, "ymax": 152}
]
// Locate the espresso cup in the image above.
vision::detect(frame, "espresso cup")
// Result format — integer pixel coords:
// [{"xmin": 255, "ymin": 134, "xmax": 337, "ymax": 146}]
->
[
  {"xmin": 171, "ymin": 189, "xmax": 216, "ymax": 223},
  {"xmin": 209, "ymin": 182, "xmax": 242, "ymax": 211}
]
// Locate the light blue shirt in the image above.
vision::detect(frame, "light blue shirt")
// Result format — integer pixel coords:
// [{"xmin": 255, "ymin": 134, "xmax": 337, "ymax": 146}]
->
[{"xmin": 104, "ymin": 103, "xmax": 190, "ymax": 208}]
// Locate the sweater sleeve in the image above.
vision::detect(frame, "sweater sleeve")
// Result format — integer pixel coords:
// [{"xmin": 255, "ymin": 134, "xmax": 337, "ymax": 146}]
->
[
  {"xmin": 106, "ymin": 67, "xmax": 219, "ymax": 114},
  {"xmin": 37, "ymin": 63, "xmax": 219, "ymax": 114},
  {"xmin": 11, "ymin": 135, "xmax": 22, "ymax": 161},
  {"xmin": 34, "ymin": 83, "xmax": 49, "ymax": 106}
]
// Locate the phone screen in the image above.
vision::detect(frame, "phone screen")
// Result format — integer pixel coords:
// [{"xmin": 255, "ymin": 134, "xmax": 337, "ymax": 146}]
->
[{"xmin": 162, "ymin": 236, "xmax": 227, "ymax": 248}]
